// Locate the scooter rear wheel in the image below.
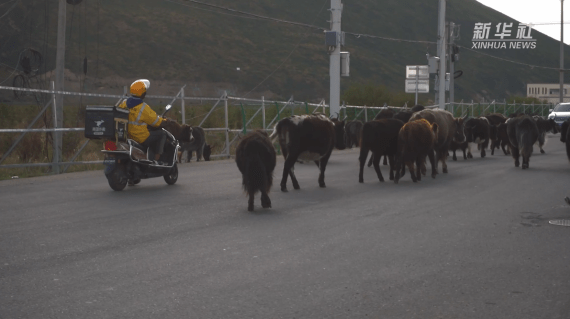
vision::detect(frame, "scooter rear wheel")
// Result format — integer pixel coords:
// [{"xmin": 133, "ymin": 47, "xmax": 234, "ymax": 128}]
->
[
  {"xmin": 164, "ymin": 163, "xmax": 178, "ymax": 185},
  {"xmin": 107, "ymin": 172, "xmax": 127, "ymax": 191}
]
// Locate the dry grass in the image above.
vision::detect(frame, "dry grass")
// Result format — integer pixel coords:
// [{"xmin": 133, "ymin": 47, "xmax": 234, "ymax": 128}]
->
[{"xmin": 0, "ymin": 101, "xmax": 303, "ymax": 180}]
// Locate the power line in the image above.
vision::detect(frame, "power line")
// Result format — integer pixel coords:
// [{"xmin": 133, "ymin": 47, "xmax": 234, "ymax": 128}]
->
[
  {"xmin": 0, "ymin": 0, "xmax": 19, "ymax": 21},
  {"xmin": 0, "ymin": 0, "xmax": 18, "ymax": 8},
  {"xmin": 165, "ymin": 0, "xmax": 443, "ymax": 46},
  {"xmin": 240, "ymin": 0, "xmax": 330, "ymax": 100},
  {"xmin": 164, "ymin": 0, "xmax": 328, "ymax": 30},
  {"xmin": 344, "ymin": 31, "xmax": 436, "ymax": 44},
  {"xmin": 151, "ymin": 0, "xmax": 570, "ymax": 90},
  {"xmin": 163, "ymin": 0, "xmax": 267, "ymax": 21}
]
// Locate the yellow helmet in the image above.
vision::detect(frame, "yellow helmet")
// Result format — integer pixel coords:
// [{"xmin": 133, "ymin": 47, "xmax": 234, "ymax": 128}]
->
[{"xmin": 130, "ymin": 79, "xmax": 150, "ymax": 97}]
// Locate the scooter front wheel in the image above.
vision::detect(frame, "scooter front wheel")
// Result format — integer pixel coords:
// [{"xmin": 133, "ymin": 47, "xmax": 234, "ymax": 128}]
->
[{"xmin": 164, "ymin": 163, "xmax": 178, "ymax": 185}]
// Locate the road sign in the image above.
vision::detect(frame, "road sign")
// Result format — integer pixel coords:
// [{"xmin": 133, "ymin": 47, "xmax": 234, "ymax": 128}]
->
[
  {"xmin": 406, "ymin": 65, "xmax": 429, "ymax": 79},
  {"xmin": 406, "ymin": 65, "xmax": 429, "ymax": 104},
  {"xmin": 405, "ymin": 79, "xmax": 429, "ymax": 93}
]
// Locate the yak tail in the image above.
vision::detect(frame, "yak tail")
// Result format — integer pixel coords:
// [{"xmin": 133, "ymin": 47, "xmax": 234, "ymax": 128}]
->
[
  {"xmin": 518, "ymin": 131, "xmax": 533, "ymax": 157},
  {"xmin": 431, "ymin": 122, "xmax": 439, "ymax": 138},
  {"xmin": 243, "ymin": 153, "xmax": 270, "ymax": 195}
]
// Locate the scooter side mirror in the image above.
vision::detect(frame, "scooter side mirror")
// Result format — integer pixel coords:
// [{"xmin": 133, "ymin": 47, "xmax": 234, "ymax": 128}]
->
[{"xmin": 162, "ymin": 104, "xmax": 172, "ymax": 116}]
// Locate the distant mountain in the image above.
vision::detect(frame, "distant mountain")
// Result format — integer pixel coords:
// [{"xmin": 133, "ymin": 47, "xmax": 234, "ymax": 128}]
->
[{"xmin": 1, "ymin": 0, "xmax": 569, "ymax": 103}]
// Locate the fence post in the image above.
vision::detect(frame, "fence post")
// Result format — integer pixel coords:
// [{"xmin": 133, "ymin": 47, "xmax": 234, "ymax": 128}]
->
[
  {"xmin": 291, "ymin": 99, "xmax": 294, "ymax": 116},
  {"xmin": 240, "ymin": 103, "xmax": 247, "ymax": 134},
  {"xmin": 262, "ymin": 96, "xmax": 266, "ymax": 129},
  {"xmin": 353, "ymin": 104, "xmax": 356, "ymax": 120},
  {"xmin": 52, "ymin": 81, "xmax": 60, "ymax": 174},
  {"xmin": 364, "ymin": 105, "xmax": 368, "ymax": 122},
  {"xmin": 224, "ymin": 92, "xmax": 230, "ymax": 158},
  {"xmin": 181, "ymin": 86, "xmax": 185, "ymax": 124},
  {"xmin": 198, "ymin": 92, "xmax": 225, "ymax": 127}
]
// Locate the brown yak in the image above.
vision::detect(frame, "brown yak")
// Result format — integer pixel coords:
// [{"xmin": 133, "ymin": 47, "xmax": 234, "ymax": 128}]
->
[
  {"xmin": 394, "ymin": 119, "xmax": 438, "ymax": 183},
  {"xmin": 409, "ymin": 108, "xmax": 465, "ymax": 175}
]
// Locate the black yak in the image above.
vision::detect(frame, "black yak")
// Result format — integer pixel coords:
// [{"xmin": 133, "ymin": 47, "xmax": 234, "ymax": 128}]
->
[
  {"xmin": 358, "ymin": 118, "xmax": 405, "ymax": 183},
  {"xmin": 533, "ymin": 116, "xmax": 559, "ymax": 154},
  {"xmin": 345, "ymin": 120, "xmax": 363, "ymax": 148},
  {"xmin": 507, "ymin": 115, "xmax": 539, "ymax": 169},
  {"xmin": 159, "ymin": 118, "xmax": 194, "ymax": 143},
  {"xmin": 178, "ymin": 126, "xmax": 210, "ymax": 162},
  {"xmin": 270, "ymin": 114, "xmax": 344, "ymax": 192},
  {"xmin": 484, "ymin": 113, "xmax": 507, "ymax": 155},
  {"xmin": 235, "ymin": 130, "xmax": 276, "ymax": 211},
  {"xmin": 463, "ymin": 117, "xmax": 491, "ymax": 158}
]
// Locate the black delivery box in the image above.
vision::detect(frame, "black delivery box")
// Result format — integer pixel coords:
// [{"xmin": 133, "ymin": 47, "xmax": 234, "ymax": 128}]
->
[{"xmin": 84, "ymin": 106, "xmax": 129, "ymax": 141}]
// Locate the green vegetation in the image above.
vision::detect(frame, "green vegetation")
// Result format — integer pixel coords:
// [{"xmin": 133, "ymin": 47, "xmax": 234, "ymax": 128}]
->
[
  {"xmin": 2, "ymin": 0, "xmax": 570, "ymax": 103},
  {"xmin": 341, "ymin": 84, "xmax": 429, "ymax": 108},
  {"xmin": 506, "ymin": 95, "xmax": 547, "ymax": 105},
  {"xmin": 0, "ymin": 103, "xmax": 105, "ymax": 180}
]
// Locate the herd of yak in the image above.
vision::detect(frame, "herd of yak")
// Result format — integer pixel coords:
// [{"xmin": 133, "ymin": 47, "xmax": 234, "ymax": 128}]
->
[{"xmin": 233, "ymin": 104, "xmax": 568, "ymax": 211}]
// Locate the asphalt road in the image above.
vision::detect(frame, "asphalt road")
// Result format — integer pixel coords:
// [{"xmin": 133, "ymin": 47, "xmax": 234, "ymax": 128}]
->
[{"xmin": 1, "ymin": 134, "xmax": 570, "ymax": 319}]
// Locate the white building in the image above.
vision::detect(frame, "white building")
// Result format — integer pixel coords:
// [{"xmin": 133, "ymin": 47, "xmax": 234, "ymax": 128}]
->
[{"xmin": 527, "ymin": 83, "xmax": 570, "ymax": 103}]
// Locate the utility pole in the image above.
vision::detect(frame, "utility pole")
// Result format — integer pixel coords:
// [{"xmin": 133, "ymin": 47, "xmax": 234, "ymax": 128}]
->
[
  {"xmin": 54, "ymin": 0, "xmax": 67, "ymax": 174},
  {"xmin": 560, "ymin": 0, "xmax": 565, "ymax": 103},
  {"xmin": 436, "ymin": 0, "xmax": 447, "ymax": 110},
  {"xmin": 449, "ymin": 22, "xmax": 458, "ymax": 109},
  {"xmin": 329, "ymin": 0, "xmax": 342, "ymax": 118},
  {"xmin": 448, "ymin": 22, "xmax": 454, "ymax": 108}
]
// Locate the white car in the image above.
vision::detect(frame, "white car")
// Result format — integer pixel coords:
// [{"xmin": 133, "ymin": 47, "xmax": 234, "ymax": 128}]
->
[{"xmin": 547, "ymin": 102, "xmax": 570, "ymax": 127}]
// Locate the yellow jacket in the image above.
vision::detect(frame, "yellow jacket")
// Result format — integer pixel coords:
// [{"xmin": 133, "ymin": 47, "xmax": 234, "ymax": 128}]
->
[{"xmin": 118, "ymin": 97, "xmax": 164, "ymax": 144}]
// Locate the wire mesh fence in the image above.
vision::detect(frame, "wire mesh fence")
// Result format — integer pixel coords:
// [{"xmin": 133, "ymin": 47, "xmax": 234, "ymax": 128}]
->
[{"xmin": 0, "ymin": 84, "xmax": 557, "ymax": 176}]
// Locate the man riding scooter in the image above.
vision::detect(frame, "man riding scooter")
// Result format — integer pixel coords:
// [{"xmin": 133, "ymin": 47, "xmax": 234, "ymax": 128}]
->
[{"xmin": 118, "ymin": 79, "xmax": 169, "ymax": 165}]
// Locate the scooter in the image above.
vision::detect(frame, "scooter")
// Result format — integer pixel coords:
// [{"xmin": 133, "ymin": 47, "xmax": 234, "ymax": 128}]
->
[{"xmin": 87, "ymin": 104, "xmax": 182, "ymax": 191}]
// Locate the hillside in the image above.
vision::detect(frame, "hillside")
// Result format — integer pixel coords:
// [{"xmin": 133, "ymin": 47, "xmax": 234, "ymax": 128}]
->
[{"xmin": 1, "ymin": 0, "xmax": 569, "ymax": 103}]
